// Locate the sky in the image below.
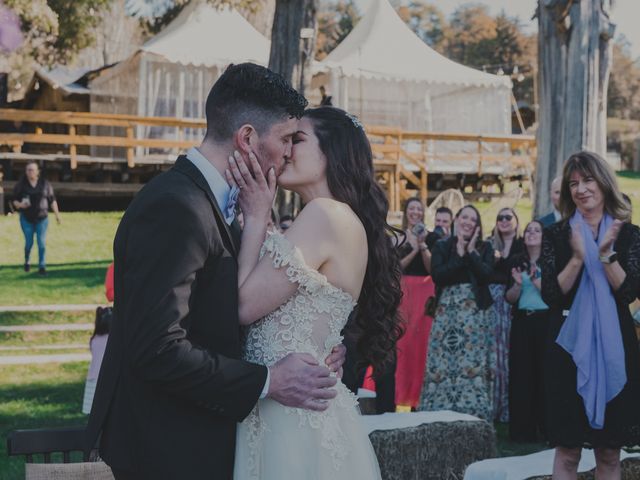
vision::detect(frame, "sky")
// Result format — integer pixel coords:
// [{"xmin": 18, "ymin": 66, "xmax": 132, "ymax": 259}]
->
[{"xmin": 355, "ymin": 0, "xmax": 640, "ymax": 60}]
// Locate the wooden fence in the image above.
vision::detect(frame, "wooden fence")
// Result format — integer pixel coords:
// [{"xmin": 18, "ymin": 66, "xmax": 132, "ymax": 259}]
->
[{"xmin": 0, "ymin": 108, "xmax": 536, "ymax": 211}]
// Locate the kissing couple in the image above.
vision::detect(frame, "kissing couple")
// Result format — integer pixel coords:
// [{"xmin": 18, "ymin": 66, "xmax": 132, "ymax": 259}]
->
[{"xmin": 85, "ymin": 63, "xmax": 403, "ymax": 480}]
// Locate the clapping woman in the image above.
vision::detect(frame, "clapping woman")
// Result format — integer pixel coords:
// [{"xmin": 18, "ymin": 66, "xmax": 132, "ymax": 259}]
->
[
  {"xmin": 505, "ymin": 220, "xmax": 548, "ymax": 442},
  {"xmin": 395, "ymin": 198, "xmax": 435, "ymax": 409},
  {"xmin": 540, "ymin": 151, "xmax": 640, "ymax": 479},
  {"xmin": 418, "ymin": 205, "xmax": 496, "ymax": 420},
  {"xmin": 487, "ymin": 207, "xmax": 523, "ymax": 422}
]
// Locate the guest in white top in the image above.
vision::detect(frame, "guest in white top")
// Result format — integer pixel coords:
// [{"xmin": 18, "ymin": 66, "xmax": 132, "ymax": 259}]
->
[{"xmin": 82, "ymin": 307, "xmax": 112, "ymax": 414}]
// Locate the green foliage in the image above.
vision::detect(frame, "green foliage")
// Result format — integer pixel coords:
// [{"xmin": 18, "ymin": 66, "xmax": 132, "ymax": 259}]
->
[
  {"xmin": 48, "ymin": 0, "xmax": 111, "ymax": 57},
  {"xmin": 132, "ymin": 0, "xmax": 263, "ymax": 36},
  {"xmin": 608, "ymin": 36, "xmax": 640, "ymax": 120},
  {"xmin": 316, "ymin": 0, "xmax": 360, "ymax": 59}
]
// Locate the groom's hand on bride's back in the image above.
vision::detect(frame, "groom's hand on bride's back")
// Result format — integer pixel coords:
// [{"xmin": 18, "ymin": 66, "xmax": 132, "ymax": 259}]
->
[{"xmin": 267, "ymin": 353, "xmax": 338, "ymax": 411}]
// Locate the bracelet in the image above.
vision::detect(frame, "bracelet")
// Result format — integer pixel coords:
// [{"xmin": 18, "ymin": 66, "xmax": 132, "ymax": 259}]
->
[{"xmin": 419, "ymin": 244, "xmax": 428, "ymax": 252}]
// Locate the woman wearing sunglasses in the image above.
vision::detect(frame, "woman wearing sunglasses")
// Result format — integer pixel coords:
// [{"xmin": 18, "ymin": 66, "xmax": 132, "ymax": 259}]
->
[{"xmin": 487, "ymin": 207, "xmax": 523, "ymax": 422}]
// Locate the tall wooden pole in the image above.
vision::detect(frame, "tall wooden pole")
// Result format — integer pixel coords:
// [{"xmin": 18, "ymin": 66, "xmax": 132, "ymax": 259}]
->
[{"xmin": 534, "ymin": 0, "xmax": 614, "ymax": 217}]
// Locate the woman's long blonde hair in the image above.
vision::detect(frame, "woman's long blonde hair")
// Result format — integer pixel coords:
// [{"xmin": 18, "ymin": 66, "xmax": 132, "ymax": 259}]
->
[
  {"xmin": 559, "ymin": 151, "xmax": 631, "ymax": 222},
  {"xmin": 490, "ymin": 207, "xmax": 520, "ymax": 255}
]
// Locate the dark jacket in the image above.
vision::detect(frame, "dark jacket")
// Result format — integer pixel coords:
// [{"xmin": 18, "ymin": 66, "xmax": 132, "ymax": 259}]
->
[
  {"xmin": 85, "ymin": 156, "xmax": 267, "ymax": 479},
  {"xmin": 430, "ymin": 236, "xmax": 495, "ymax": 310}
]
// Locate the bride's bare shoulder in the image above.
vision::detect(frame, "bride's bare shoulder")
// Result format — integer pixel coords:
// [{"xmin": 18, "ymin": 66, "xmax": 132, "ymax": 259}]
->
[{"xmin": 300, "ymin": 198, "xmax": 365, "ymax": 238}]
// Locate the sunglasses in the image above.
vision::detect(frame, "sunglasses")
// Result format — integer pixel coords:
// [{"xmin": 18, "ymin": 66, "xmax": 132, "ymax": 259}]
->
[{"xmin": 497, "ymin": 214, "xmax": 513, "ymax": 222}]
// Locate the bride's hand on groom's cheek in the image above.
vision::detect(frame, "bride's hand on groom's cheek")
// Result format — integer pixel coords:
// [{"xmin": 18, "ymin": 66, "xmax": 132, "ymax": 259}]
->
[
  {"xmin": 225, "ymin": 150, "xmax": 276, "ymax": 222},
  {"xmin": 266, "ymin": 353, "xmax": 338, "ymax": 412}
]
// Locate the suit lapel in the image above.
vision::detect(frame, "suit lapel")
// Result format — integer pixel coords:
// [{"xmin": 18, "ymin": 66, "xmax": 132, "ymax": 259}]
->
[
  {"xmin": 173, "ymin": 156, "xmax": 238, "ymax": 257},
  {"xmin": 229, "ymin": 218, "xmax": 242, "ymax": 252}
]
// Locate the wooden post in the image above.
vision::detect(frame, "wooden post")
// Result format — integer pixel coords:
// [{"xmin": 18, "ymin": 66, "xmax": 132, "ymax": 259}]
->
[
  {"xmin": 69, "ymin": 125, "xmax": 77, "ymax": 170},
  {"xmin": 126, "ymin": 126, "xmax": 135, "ymax": 168},
  {"xmin": 534, "ymin": 0, "xmax": 614, "ymax": 216},
  {"xmin": 477, "ymin": 139, "xmax": 483, "ymax": 177}
]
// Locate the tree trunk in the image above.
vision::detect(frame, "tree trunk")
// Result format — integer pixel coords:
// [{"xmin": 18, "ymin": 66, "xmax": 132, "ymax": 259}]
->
[
  {"xmin": 268, "ymin": 0, "xmax": 316, "ymax": 95},
  {"xmin": 269, "ymin": 0, "xmax": 316, "ymax": 216},
  {"xmin": 534, "ymin": 0, "xmax": 614, "ymax": 217}
]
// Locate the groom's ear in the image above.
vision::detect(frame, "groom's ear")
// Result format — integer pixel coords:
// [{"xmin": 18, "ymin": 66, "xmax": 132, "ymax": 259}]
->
[{"xmin": 234, "ymin": 124, "xmax": 257, "ymax": 155}]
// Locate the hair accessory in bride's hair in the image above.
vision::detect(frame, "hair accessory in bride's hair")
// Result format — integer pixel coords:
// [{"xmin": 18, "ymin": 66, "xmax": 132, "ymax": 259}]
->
[{"xmin": 346, "ymin": 112, "xmax": 364, "ymax": 130}]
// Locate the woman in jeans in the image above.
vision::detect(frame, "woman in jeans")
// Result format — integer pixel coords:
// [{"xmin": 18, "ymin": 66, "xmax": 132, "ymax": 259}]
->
[{"xmin": 12, "ymin": 161, "xmax": 61, "ymax": 275}]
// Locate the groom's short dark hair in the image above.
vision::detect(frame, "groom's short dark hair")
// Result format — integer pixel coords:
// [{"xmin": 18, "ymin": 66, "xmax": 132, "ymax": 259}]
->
[{"xmin": 204, "ymin": 63, "xmax": 308, "ymax": 142}]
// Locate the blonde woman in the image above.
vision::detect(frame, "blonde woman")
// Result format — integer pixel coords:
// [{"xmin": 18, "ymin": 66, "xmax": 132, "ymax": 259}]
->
[{"xmin": 487, "ymin": 207, "xmax": 523, "ymax": 422}]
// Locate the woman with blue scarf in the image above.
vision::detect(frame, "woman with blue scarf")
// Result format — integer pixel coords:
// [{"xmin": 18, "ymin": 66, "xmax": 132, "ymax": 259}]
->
[{"xmin": 540, "ymin": 151, "xmax": 640, "ymax": 479}]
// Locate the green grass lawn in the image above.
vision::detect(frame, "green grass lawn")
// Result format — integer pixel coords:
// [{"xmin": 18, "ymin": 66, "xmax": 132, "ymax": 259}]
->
[
  {"xmin": 0, "ymin": 212, "xmax": 121, "ymax": 306},
  {"xmin": 0, "ymin": 362, "xmax": 88, "ymax": 480},
  {"xmin": 0, "ymin": 311, "xmax": 94, "ymax": 326}
]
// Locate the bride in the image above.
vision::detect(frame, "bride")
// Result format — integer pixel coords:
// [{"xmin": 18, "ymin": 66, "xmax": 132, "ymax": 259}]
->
[{"xmin": 226, "ymin": 106, "xmax": 403, "ymax": 479}]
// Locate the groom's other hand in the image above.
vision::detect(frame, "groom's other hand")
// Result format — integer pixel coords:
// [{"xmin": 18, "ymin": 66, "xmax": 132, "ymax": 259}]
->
[
  {"xmin": 267, "ymin": 353, "xmax": 337, "ymax": 411},
  {"xmin": 325, "ymin": 344, "xmax": 346, "ymax": 379}
]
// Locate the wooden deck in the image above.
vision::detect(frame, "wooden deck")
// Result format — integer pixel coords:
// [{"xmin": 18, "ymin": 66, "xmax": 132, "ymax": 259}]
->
[{"xmin": 0, "ymin": 108, "xmax": 536, "ymax": 211}]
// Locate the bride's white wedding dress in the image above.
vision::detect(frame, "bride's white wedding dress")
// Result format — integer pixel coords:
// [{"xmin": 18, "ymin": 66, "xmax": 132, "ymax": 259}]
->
[{"xmin": 234, "ymin": 232, "xmax": 382, "ymax": 480}]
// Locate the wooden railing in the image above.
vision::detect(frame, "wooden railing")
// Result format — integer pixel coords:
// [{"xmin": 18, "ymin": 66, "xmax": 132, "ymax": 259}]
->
[
  {"xmin": 0, "ymin": 109, "xmax": 536, "ymax": 211},
  {"xmin": 365, "ymin": 125, "xmax": 536, "ymax": 210}
]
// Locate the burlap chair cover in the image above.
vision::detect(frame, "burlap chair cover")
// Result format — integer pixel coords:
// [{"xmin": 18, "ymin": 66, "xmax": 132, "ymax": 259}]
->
[{"xmin": 25, "ymin": 461, "xmax": 114, "ymax": 480}]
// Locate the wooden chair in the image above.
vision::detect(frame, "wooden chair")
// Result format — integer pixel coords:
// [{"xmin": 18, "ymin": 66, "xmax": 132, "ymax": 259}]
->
[{"xmin": 7, "ymin": 426, "xmax": 114, "ymax": 480}]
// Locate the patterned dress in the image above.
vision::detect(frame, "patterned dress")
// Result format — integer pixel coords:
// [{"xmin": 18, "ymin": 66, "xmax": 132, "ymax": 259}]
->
[
  {"xmin": 234, "ymin": 232, "xmax": 381, "ymax": 480},
  {"xmin": 418, "ymin": 283, "xmax": 497, "ymax": 420}
]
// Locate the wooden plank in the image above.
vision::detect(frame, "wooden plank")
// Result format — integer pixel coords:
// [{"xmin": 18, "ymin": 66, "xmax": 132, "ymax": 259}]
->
[
  {"xmin": 69, "ymin": 125, "xmax": 77, "ymax": 170},
  {"xmin": 0, "ymin": 108, "xmax": 207, "ymax": 128},
  {"xmin": 0, "ymin": 133, "xmax": 197, "ymax": 149},
  {"xmin": 126, "ymin": 126, "xmax": 134, "ymax": 168},
  {"xmin": 3, "ymin": 180, "xmax": 144, "ymax": 196}
]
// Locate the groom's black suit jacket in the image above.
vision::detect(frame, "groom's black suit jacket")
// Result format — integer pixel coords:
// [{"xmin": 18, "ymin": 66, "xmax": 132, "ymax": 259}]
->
[{"xmin": 85, "ymin": 156, "xmax": 267, "ymax": 479}]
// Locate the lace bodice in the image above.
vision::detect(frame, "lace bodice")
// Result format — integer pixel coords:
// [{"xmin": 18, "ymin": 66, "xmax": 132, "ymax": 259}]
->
[
  {"xmin": 239, "ymin": 232, "xmax": 361, "ymax": 476},
  {"xmin": 242, "ymin": 232, "xmax": 357, "ymax": 367}
]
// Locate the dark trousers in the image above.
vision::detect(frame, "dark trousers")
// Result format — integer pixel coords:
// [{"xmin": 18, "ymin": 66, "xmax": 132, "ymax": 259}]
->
[
  {"xmin": 111, "ymin": 467, "xmax": 137, "ymax": 480},
  {"xmin": 508, "ymin": 309, "xmax": 549, "ymax": 442}
]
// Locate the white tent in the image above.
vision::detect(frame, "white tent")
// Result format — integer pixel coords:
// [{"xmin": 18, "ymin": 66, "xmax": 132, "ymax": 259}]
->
[
  {"xmin": 315, "ymin": 0, "xmax": 512, "ymax": 134},
  {"xmin": 89, "ymin": 0, "xmax": 270, "ymax": 123}
]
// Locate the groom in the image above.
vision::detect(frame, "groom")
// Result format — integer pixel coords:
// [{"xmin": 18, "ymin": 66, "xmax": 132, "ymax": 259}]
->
[{"xmin": 85, "ymin": 63, "xmax": 344, "ymax": 480}]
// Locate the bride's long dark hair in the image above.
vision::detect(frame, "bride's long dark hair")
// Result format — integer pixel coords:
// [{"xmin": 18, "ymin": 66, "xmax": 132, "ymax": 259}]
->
[{"xmin": 303, "ymin": 106, "xmax": 403, "ymax": 377}]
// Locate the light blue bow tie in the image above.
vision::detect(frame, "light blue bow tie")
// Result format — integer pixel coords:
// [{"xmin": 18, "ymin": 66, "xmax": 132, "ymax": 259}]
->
[{"xmin": 224, "ymin": 186, "xmax": 240, "ymax": 224}]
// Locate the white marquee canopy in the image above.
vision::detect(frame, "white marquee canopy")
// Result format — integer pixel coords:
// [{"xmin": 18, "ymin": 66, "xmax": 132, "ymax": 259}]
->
[{"xmin": 315, "ymin": 0, "xmax": 512, "ymax": 134}]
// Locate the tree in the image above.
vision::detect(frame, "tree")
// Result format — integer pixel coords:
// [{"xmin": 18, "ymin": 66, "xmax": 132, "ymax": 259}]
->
[
  {"xmin": 2, "ymin": 0, "xmax": 111, "ymax": 100},
  {"xmin": 534, "ymin": 0, "xmax": 614, "ymax": 216},
  {"xmin": 607, "ymin": 36, "xmax": 640, "ymax": 120},
  {"xmin": 396, "ymin": 1, "xmax": 447, "ymax": 51},
  {"xmin": 128, "ymin": 0, "xmax": 263, "ymax": 37},
  {"xmin": 316, "ymin": 0, "xmax": 359, "ymax": 60},
  {"xmin": 268, "ymin": 0, "xmax": 316, "ymax": 95},
  {"xmin": 445, "ymin": 4, "xmax": 496, "ymax": 67}
]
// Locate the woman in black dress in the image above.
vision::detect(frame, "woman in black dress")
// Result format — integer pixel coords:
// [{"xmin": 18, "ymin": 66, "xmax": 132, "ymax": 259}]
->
[{"xmin": 540, "ymin": 151, "xmax": 640, "ymax": 479}]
